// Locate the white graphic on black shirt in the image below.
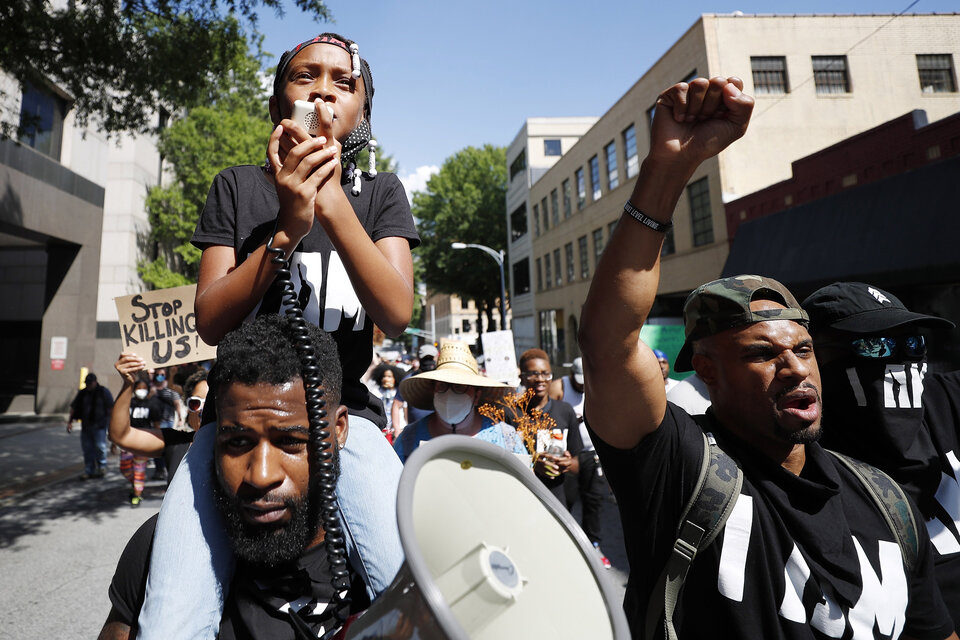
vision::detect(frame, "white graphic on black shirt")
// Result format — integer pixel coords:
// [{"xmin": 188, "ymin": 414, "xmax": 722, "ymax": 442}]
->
[
  {"xmin": 717, "ymin": 497, "xmax": 908, "ymax": 637},
  {"xmin": 845, "ymin": 363, "xmax": 925, "ymax": 409},
  {"xmin": 928, "ymin": 450, "xmax": 960, "ymax": 555},
  {"xmin": 131, "ymin": 406, "xmax": 150, "ymax": 420},
  {"xmin": 253, "ymin": 250, "xmax": 366, "ymax": 333}
]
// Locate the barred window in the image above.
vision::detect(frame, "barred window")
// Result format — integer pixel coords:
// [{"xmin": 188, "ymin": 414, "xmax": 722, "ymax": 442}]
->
[
  {"xmin": 751, "ymin": 56, "xmax": 789, "ymax": 95},
  {"xmin": 565, "ymin": 242, "xmax": 575, "ymax": 283},
  {"xmin": 589, "ymin": 155, "xmax": 601, "ymax": 200},
  {"xmin": 623, "ymin": 124, "xmax": 639, "ymax": 179},
  {"xmin": 688, "ymin": 177, "xmax": 713, "ymax": 247},
  {"xmin": 917, "ymin": 54, "xmax": 957, "ymax": 93},
  {"xmin": 813, "ymin": 56, "xmax": 850, "ymax": 94},
  {"xmin": 575, "ymin": 168, "xmax": 586, "ymax": 210},
  {"xmin": 578, "ymin": 235, "xmax": 589, "ymax": 279},
  {"xmin": 562, "ymin": 179, "xmax": 572, "ymax": 218},
  {"xmin": 605, "ymin": 141, "xmax": 619, "ymax": 190}
]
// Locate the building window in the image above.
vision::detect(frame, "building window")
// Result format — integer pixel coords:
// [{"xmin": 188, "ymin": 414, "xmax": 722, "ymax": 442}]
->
[
  {"xmin": 533, "ymin": 203, "xmax": 540, "ymax": 237},
  {"xmin": 18, "ymin": 83, "xmax": 67, "ymax": 159},
  {"xmin": 539, "ymin": 309, "xmax": 560, "ymax": 364},
  {"xmin": 535, "ymin": 257, "xmax": 543, "ymax": 291},
  {"xmin": 592, "ymin": 228, "xmax": 605, "ymax": 262},
  {"xmin": 544, "ymin": 139, "xmax": 562, "ymax": 156},
  {"xmin": 562, "ymin": 179, "xmax": 572, "ymax": 218},
  {"xmin": 578, "ymin": 235, "xmax": 589, "ymax": 279},
  {"xmin": 688, "ymin": 177, "xmax": 713, "ymax": 247},
  {"xmin": 512, "ymin": 258, "xmax": 530, "ymax": 296},
  {"xmin": 812, "ymin": 56, "xmax": 850, "ymax": 94},
  {"xmin": 564, "ymin": 242, "xmax": 575, "ymax": 282},
  {"xmin": 605, "ymin": 141, "xmax": 619, "ymax": 190},
  {"xmin": 623, "ymin": 124, "xmax": 639, "ymax": 179},
  {"xmin": 553, "ymin": 248, "xmax": 562, "ymax": 286},
  {"xmin": 544, "ymin": 254, "xmax": 552, "ymax": 289},
  {"xmin": 510, "ymin": 203, "xmax": 527, "ymax": 241},
  {"xmin": 661, "ymin": 227, "xmax": 675, "ymax": 256},
  {"xmin": 589, "ymin": 155, "xmax": 601, "ymax": 200},
  {"xmin": 917, "ymin": 54, "xmax": 957, "ymax": 93},
  {"xmin": 608, "ymin": 220, "xmax": 618, "ymax": 240},
  {"xmin": 647, "ymin": 103, "xmax": 657, "ymax": 131},
  {"xmin": 541, "ymin": 197, "xmax": 549, "ymax": 231},
  {"xmin": 550, "ymin": 189, "xmax": 560, "ymax": 226},
  {"xmin": 509, "ymin": 150, "xmax": 527, "ymax": 182},
  {"xmin": 575, "ymin": 168, "xmax": 586, "ymax": 210},
  {"xmin": 751, "ymin": 56, "xmax": 789, "ymax": 95}
]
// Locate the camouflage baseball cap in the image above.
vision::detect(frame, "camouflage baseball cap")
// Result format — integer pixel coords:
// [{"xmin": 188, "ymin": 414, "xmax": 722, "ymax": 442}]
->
[{"xmin": 674, "ymin": 275, "xmax": 809, "ymax": 371}]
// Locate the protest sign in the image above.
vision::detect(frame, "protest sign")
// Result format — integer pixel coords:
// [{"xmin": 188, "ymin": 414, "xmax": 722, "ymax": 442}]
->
[
  {"xmin": 115, "ymin": 285, "xmax": 216, "ymax": 367},
  {"xmin": 480, "ymin": 330, "xmax": 518, "ymax": 384}
]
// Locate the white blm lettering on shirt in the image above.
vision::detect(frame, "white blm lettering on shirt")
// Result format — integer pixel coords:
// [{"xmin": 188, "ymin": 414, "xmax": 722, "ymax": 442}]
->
[
  {"xmin": 131, "ymin": 406, "xmax": 151, "ymax": 420},
  {"xmin": 716, "ymin": 499, "xmax": 907, "ymax": 637},
  {"xmin": 261, "ymin": 251, "xmax": 365, "ymax": 333},
  {"xmin": 929, "ymin": 450, "xmax": 960, "ymax": 555}
]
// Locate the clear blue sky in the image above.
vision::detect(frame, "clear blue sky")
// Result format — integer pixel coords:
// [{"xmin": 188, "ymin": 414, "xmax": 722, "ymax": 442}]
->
[{"xmin": 251, "ymin": 0, "xmax": 957, "ymax": 194}]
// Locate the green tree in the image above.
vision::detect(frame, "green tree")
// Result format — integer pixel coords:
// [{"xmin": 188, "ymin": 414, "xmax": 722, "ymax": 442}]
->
[
  {"xmin": 412, "ymin": 144, "xmax": 507, "ymax": 333},
  {"xmin": 139, "ymin": 43, "xmax": 272, "ymax": 287},
  {"xmin": 0, "ymin": 0, "xmax": 330, "ymax": 137}
]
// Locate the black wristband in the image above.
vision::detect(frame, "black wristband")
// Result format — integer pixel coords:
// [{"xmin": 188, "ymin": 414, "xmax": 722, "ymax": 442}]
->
[{"xmin": 623, "ymin": 200, "xmax": 673, "ymax": 233}]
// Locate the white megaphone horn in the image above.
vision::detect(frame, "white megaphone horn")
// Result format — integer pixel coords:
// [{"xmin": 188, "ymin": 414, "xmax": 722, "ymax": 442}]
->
[{"xmin": 345, "ymin": 436, "xmax": 630, "ymax": 639}]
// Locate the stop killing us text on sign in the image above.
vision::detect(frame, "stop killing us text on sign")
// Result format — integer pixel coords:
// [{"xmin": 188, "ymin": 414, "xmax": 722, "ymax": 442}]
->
[{"xmin": 115, "ymin": 284, "xmax": 217, "ymax": 368}]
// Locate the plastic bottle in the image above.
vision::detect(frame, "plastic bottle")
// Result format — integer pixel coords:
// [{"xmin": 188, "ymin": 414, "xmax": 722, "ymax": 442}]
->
[{"xmin": 545, "ymin": 428, "xmax": 565, "ymax": 456}]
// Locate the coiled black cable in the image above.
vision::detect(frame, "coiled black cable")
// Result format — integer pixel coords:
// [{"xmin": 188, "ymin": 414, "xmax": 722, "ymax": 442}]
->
[{"xmin": 266, "ymin": 234, "xmax": 351, "ymax": 629}]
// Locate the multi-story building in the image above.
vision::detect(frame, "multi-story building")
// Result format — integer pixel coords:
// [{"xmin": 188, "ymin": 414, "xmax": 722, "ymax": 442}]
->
[
  {"xmin": 422, "ymin": 290, "xmax": 512, "ymax": 347},
  {"xmin": 505, "ymin": 117, "xmax": 597, "ymax": 356},
  {"xmin": 528, "ymin": 12, "xmax": 960, "ymax": 366},
  {"xmin": 0, "ymin": 74, "xmax": 161, "ymax": 413}
]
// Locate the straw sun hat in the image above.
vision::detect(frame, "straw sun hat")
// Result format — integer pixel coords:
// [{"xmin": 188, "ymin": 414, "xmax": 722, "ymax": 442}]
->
[{"xmin": 399, "ymin": 341, "xmax": 510, "ymax": 410}]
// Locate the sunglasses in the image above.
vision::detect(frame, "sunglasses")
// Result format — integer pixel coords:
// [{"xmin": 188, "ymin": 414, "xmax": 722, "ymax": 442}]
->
[
  {"xmin": 520, "ymin": 371, "xmax": 553, "ymax": 381},
  {"xmin": 849, "ymin": 335, "xmax": 926, "ymax": 360},
  {"xmin": 187, "ymin": 396, "xmax": 206, "ymax": 413},
  {"xmin": 435, "ymin": 382, "xmax": 469, "ymax": 394}
]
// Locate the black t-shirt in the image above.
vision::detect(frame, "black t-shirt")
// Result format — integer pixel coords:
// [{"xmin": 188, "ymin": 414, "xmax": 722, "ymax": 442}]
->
[
  {"xmin": 153, "ymin": 387, "xmax": 178, "ymax": 423},
  {"xmin": 589, "ymin": 403, "xmax": 953, "ymax": 640},
  {"xmin": 159, "ymin": 428, "xmax": 194, "ymax": 481},
  {"xmin": 920, "ymin": 370, "xmax": 960, "ymax": 619},
  {"xmin": 192, "ymin": 165, "xmax": 420, "ymax": 427},
  {"xmin": 107, "ymin": 515, "xmax": 370, "ymax": 638},
  {"xmin": 129, "ymin": 397, "xmax": 160, "ymax": 430}
]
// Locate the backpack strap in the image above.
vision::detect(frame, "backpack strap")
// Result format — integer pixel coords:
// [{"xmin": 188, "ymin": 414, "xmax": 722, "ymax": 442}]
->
[
  {"xmin": 827, "ymin": 450, "xmax": 919, "ymax": 573},
  {"xmin": 645, "ymin": 431, "xmax": 743, "ymax": 640}
]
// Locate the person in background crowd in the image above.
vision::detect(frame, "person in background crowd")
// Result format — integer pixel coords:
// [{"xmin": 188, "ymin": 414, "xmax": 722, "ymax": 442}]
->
[
  {"xmin": 653, "ymin": 349, "xmax": 678, "ymax": 393},
  {"xmin": 109, "ymin": 354, "xmax": 208, "ymax": 483},
  {"xmin": 68, "ymin": 372, "xmax": 114, "ymax": 480},
  {"xmin": 393, "ymin": 341, "xmax": 524, "ymax": 463},
  {"xmin": 119, "ymin": 377, "xmax": 159, "ymax": 506},
  {"xmin": 391, "ymin": 343, "xmax": 438, "ymax": 437},
  {"xmin": 548, "ymin": 356, "xmax": 609, "ymax": 568},
  {"xmin": 804, "ymin": 281, "xmax": 960, "ymax": 626},
  {"xmin": 665, "ymin": 371, "xmax": 711, "ymax": 415},
  {"xmin": 367, "ymin": 365, "xmax": 399, "ymax": 442},
  {"xmin": 578, "ymin": 75, "xmax": 955, "ymax": 638},
  {"xmin": 149, "ymin": 367, "xmax": 180, "ymax": 481}
]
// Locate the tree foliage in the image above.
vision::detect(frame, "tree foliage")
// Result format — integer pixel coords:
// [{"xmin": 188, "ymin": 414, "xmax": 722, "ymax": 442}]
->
[
  {"xmin": 412, "ymin": 144, "xmax": 508, "ymax": 330},
  {"xmin": 0, "ymin": 0, "xmax": 330, "ymax": 136}
]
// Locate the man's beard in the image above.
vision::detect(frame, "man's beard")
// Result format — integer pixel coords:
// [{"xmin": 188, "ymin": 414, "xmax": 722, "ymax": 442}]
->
[
  {"xmin": 776, "ymin": 422, "xmax": 823, "ymax": 445},
  {"xmin": 212, "ymin": 450, "xmax": 340, "ymax": 567}
]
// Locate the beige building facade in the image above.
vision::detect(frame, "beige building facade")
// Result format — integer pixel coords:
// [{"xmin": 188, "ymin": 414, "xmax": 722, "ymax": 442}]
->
[
  {"xmin": 505, "ymin": 117, "xmax": 597, "ymax": 356},
  {"xmin": 528, "ymin": 12, "xmax": 960, "ymax": 365}
]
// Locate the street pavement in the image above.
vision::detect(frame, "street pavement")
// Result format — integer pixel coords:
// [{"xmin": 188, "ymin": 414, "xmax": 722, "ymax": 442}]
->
[{"xmin": 0, "ymin": 419, "xmax": 629, "ymax": 638}]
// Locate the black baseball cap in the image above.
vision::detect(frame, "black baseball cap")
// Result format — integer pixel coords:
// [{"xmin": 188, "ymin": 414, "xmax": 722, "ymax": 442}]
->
[{"xmin": 802, "ymin": 282, "xmax": 954, "ymax": 334}]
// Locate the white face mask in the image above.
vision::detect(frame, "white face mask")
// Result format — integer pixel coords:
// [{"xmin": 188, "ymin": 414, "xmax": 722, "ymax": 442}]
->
[
  {"xmin": 434, "ymin": 389, "xmax": 473, "ymax": 426},
  {"xmin": 134, "ymin": 389, "xmax": 149, "ymax": 400}
]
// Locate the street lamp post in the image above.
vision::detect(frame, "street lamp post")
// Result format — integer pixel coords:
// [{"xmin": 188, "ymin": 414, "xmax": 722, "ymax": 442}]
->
[{"xmin": 451, "ymin": 242, "xmax": 507, "ymax": 331}]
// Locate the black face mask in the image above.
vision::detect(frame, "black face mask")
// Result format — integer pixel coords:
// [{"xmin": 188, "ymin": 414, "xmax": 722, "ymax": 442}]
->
[{"xmin": 819, "ymin": 358, "xmax": 940, "ymax": 507}]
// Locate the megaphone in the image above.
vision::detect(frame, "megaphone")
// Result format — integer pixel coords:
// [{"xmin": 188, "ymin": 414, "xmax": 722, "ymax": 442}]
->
[{"xmin": 345, "ymin": 436, "xmax": 630, "ymax": 639}]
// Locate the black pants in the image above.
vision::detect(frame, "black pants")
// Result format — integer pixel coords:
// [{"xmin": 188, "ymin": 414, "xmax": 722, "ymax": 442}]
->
[{"xmin": 567, "ymin": 450, "xmax": 605, "ymax": 545}]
